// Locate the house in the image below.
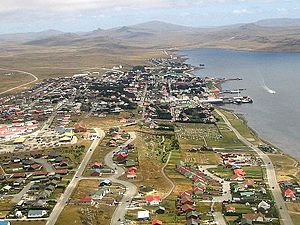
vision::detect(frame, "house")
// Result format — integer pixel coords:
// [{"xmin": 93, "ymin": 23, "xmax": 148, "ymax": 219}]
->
[
  {"xmin": 91, "ymin": 162, "xmax": 103, "ymax": 169},
  {"xmin": 243, "ymin": 180, "xmax": 255, "ymax": 188},
  {"xmin": 155, "ymin": 206, "xmax": 166, "ymax": 214},
  {"xmin": 74, "ymin": 122, "xmax": 87, "ymax": 133},
  {"xmin": 233, "ymin": 168, "xmax": 245, "ymax": 176},
  {"xmin": 186, "ymin": 211, "xmax": 200, "ymax": 219},
  {"xmin": 180, "ymin": 204, "xmax": 195, "ymax": 213},
  {"xmin": 186, "ymin": 218, "xmax": 199, "ymax": 225},
  {"xmin": 0, "ymin": 221, "xmax": 11, "ymax": 225},
  {"xmin": 99, "ymin": 179, "xmax": 112, "ymax": 186},
  {"xmin": 92, "ymin": 187, "xmax": 110, "ymax": 200},
  {"xmin": 258, "ymin": 200, "xmax": 271, "ymax": 213},
  {"xmin": 225, "ymin": 206, "xmax": 236, "ymax": 214},
  {"xmin": 284, "ymin": 188, "xmax": 296, "ymax": 201},
  {"xmin": 13, "ymin": 178, "xmax": 25, "ymax": 186},
  {"xmin": 242, "ymin": 213, "xmax": 265, "ymax": 222},
  {"xmin": 127, "ymin": 170, "xmax": 137, "ymax": 179},
  {"xmin": 152, "ymin": 220, "xmax": 163, "ymax": 225},
  {"xmin": 12, "ymin": 173, "xmax": 26, "ymax": 178},
  {"xmin": 90, "ymin": 170, "xmax": 101, "ymax": 177},
  {"xmin": 180, "ymin": 195, "xmax": 194, "ymax": 205},
  {"xmin": 137, "ymin": 210, "xmax": 150, "ymax": 220},
  {"xmin": 79, "ymin": 196, "xmax": 92, "ymax": 204},
  {"xmin": 27, "ymin": 209, "xmax": 47, "ymax": 218},
  {"xmin": 230, "ymin": 175, "xmax": 244, "ymax": 181},
  {"xmin": 55, "ymin": 169, "xmax": 68, "ymax": 175},
  {"xmin": 241, "ymin": 218, "xmax": 253, "ymax": 225},
  {"xmin": 145, "ymin": 195, "xmax": 161, "ymax": 206}
]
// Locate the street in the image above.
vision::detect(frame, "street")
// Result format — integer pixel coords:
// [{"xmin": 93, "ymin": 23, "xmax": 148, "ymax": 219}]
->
[
  {"xmin": 215, "ymin": 109, "xmax": 294, "ymax": 225},
  {"xmin": 46, "ymin": 128, "xmax": 105, "ymax": 225}
]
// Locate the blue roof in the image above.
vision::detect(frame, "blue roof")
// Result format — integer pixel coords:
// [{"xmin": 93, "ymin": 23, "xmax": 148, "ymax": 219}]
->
[{"xmin": 0, "ymin": 221, "xmax": 10, "ymax": 225}]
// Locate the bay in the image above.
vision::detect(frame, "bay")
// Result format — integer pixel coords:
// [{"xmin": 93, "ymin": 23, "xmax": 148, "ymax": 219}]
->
[{"xmin": 181, "ymin": 48, "xmax": 300, "ymax": 160}]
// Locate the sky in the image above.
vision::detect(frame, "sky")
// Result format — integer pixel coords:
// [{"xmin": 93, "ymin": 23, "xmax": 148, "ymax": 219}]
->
[{"xmin": 0, "ymin": 0, "xmax": 299, "ymax": 34}]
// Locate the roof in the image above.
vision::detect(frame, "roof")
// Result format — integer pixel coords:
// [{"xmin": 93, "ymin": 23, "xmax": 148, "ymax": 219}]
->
[
  {"xmin": 152, "ymin": 220, "xmax": 163, "ymax": 225},
  {"xmin": 0, "ymin": 221, "xmax": 11, "ymax": 225},
  {"xmin": 137, "ymin": 210, "xmax": 150, "ymax": 219},
  {"xmin": 145, "ymin": 195, "xmax": 161, "ymax": 202},
  {"xmin": 79, "ymin": 196, "xmax": 92, "ymax": 203},
  {"xmin": 284, "ymin": 188, "xmax": 296, "ymax": 197},
  {"xmin": 234, "ymin": 168, "xmax": 245, "ymax": 176},
  {"xmin": 14, "ymin": 137, "xmax": 26, "ymax": 144}
]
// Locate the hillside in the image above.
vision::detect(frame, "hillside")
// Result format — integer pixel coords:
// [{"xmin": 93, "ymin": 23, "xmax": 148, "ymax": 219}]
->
[{"xmin": 8, "ymin": 19, "xmax": 299, "ymax": 52}]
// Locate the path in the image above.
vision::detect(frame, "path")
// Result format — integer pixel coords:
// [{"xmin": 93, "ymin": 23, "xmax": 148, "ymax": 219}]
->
[
  {"xmin": 46, "ymin": 128, "xmax": 105, "ymax": 225},
  {"xmin": 161, "ymin": 151, "xmax": 176, "ymax": 200},
  {"xmin": 215, "ymin": 109, "xmax": 294, "ymax": 225},
  {"xmin": 0, "ymin": 67, "xmax": 38, "ymax": 95}
]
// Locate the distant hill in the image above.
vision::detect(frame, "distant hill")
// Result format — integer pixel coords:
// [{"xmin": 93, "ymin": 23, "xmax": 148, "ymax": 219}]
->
[
  {"xmin": 1, "ymin": 19, "xmax": 300, "ymax": 52},
  {"xmin": 255, "ymin": 18, "xmax": 300, "ymax": 27},
  {"xmin": 0, "ymin": 29, "xmax": 64, "ymax": 43}
]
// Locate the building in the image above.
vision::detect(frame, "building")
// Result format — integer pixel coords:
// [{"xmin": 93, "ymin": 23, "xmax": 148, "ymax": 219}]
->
[{"xmin": 27, "ymin": 209, "xmax": 47, "ymax": 218}]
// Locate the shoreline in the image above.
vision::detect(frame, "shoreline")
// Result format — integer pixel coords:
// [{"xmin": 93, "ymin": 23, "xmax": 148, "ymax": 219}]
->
[
  {"xmin": 175, "ymin": 46, "xmax": 300, "ymax": 55},
  {"xmin": 174, "ymin": 49, "xmax": 299, "ymax": 163}
]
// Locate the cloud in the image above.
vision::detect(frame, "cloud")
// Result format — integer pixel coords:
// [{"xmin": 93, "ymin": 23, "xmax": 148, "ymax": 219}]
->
[{"xmin": 232, "ymin": 8, "xmax": 251, "ymax": 15}]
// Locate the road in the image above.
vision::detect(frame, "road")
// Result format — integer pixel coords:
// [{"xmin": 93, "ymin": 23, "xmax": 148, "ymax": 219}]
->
[
  {"xmin": 200, "ymin": 165, "xmax": 232, "ymax": 203},
  {"xmin": 12, "ymin": 182, "xmax": 33, "ymax": 203},
  {"xmin": 161, "ymin": 152, "xmax": 175, "ymax": 200},
  {"xmin": 0, "ymin": 67, "xmax": 38, "ymax": 95},
  {"xmin": 215, "ymin": 109, "xmax": 294, "ymax": 225},
  {"xmin": 103, "ymin": 132, "xmax": 137, "ymax": 225},
  {"xmin": 33, "ymin": 158, "xmax": 55, "ymax": 173},
  {"xmin": 46, "ymin": 128, "xmax": 105, "ymax": 225}
]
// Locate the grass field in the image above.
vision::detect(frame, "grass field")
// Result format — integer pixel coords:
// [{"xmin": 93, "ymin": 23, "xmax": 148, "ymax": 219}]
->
[
  {"xmin": 132, "ymin": 132, "xmax": 175, "ymax": 197},
  {"xmin": 56, "ymin": 179, "xmax": 122, "ymax": 225},
  {"xmin": 0, "ymin": 46, "xmax": 163, "ymax": 96},
  {"xmin": 268, "ymin": 153, "xmax": 300, "ymax": 181},
  {"xmin": 0, "ymin": 71, "xmax": 34, "ymax": 93}
]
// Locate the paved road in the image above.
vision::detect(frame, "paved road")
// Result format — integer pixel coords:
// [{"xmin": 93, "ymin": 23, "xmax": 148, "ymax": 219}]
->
[
  {"xmin": 0, "ymin": 67, "xmax": 38, "ymax": 95},
  {"xmin": 200, "ymin": 165, "xmax": 232, "ymax": 203},
  {"xmin": 12, "ymin": 182, "xmax": 33, "ymax": 203},
  {"xmin": 46, "ymin": 128, "xmax": 105, "ymax": 225},
  {"xmin": 33, "ymin": 158, "xmax": 54, "ymax": 173},
  {"xmin": 103, "ymin": 132, "xmax": 137, "ymax": 225},
  {"xmin": 215, "ymin": 109, "xmax": 294, "ymax": 225}
]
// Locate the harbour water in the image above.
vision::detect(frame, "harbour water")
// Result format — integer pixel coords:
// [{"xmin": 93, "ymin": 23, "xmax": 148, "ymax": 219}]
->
[{"xmin": 181, "ymin": 48, "xmax": 300, "ymax": 160}]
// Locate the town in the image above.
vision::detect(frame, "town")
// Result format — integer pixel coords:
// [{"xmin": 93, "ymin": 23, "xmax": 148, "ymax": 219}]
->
[{"xmin": 0, "ymin": 52, "xmax": 298, "ymax": 225}]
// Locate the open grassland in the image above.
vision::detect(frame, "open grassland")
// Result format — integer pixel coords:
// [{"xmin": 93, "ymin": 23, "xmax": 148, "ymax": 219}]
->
[
  {"xmin": 0, "ymin": 71, "xmax": 34, "ymax": 93},
  {"xmin": 268, "ymin": 153, "xmax": 300, "ymax": 182},
  {"xmin": 70, "ymin": 110, "xmax": 140, "ymax": 130},
  {"xmin": 0, "ymin": 198, "xmax": 14, "ymax": 219},
  {"xmin": 132, "ymin": 132, "xmax": 175, "ymax": 197},
  {"xmin": 56, "ymin": 179, "xmax": 121, "ymax": 225},
  {"xmin": 216, "ymin": 109, "xmax": 261, "ymax": 145},
  {"xmin": 0, "ymin": 45, "xmax": 163, "ymax": 95}
]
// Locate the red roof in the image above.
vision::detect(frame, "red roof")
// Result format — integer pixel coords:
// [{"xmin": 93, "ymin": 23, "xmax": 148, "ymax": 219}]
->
[
  {"xmin": 127, "ymin": 171, "xmax": 136, "ymax": 176},
  {"xmin": 145, "ymin": 195, "xmax": 161, "ymax": 203},
  {"xmin": 233, "ymin": 168, "xmax": 245, "ymax": 176},
  {"xmin": 92, "ymin": 162, "xmax": 103, "ymax": 167},
  {"xmin": 152, "ymin": 220, "xmax": 163, "ymax": 225},
  {"xmin": 284, "ymin": 188, "xmax": 296, "ymax": 198},
  {"xmin": 79, "ymin": 196, "xmax": 92, "ymax": 203},
  {"xmin": 128, "ymin": 166, "xmax": 137, "ymax": 171},
  {"xmin": 55, "ymin": 169, "xmax": 68, "ymax": 175}
]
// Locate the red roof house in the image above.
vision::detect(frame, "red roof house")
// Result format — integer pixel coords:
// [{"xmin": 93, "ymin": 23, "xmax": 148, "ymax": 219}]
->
[
  {"xmin": 145, "ymin": 195, "xmax": 161, "ymax": 206},
  {"xmin": 152, "ymin": 220, "xmax": 163, "ymax": 225}
]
